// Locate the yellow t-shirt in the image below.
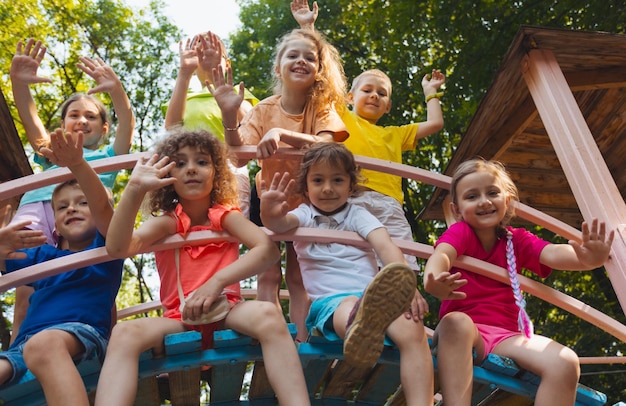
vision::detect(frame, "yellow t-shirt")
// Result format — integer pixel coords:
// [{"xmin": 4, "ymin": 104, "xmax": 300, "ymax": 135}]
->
[{"xmin": 340, "ymin": 110, "xmax": 418, "ymax": 204}]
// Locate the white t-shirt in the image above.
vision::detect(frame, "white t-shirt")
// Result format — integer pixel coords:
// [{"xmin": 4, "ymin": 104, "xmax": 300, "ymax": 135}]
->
[{"xmin": 291, "ymin": 203, "xmax": 383, "ymax": 300}]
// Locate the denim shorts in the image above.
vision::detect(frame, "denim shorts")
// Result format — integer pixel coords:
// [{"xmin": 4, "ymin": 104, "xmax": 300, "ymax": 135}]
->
[
  {"xmin": 306, "ymin": 292, "xmax": 396, "ymax": 346},
  {"xmin": 0, "ymin": 322, "xmax": 108, "ymax": 384}
]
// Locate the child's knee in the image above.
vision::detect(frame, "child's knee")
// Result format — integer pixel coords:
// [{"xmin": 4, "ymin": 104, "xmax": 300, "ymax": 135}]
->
[
  {"xmin": 249, "ymin": 302, "xmax": 288, "ymax": 333},
  {"xmin": 437, "ymin": 312, "xmax": 475, "ymax": 338},
  {"xmin": 551, "ymin": 346, "xmax": 580, "ymax": 382}
]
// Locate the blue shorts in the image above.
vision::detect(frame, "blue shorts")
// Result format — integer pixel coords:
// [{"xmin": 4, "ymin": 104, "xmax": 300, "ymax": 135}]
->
[
  {"xmin": 0, "ymin": 322, "xmax": 108, "ymax": 384},
  {"xmin": 306, "ymin": 292, "xmax": 394, "ymax": 346}
]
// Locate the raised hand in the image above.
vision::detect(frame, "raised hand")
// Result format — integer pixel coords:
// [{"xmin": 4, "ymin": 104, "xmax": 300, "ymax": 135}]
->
[
  {"xmin": 178, "ymin": 37, "xmax": 200, "ymax": 76},
  {"xmin": 260, "ymin": 172, "xmax": 295, "ymax": 219},
  {"xmin": 569, "ymin": 219, "xmax": 614, "ymax": 268},
  {"xmin": 422, "ymin": 69, "xmax": 446, "ymax": 94},
  {"xmin": 10, "ymin": 39, "xmax": 52, "ymax": 85},
  {"xmin": 77, "ymin": 56, "xmax": 122, "ymax": 95},
  {"xmin": 197, "ymin": 31, "xmax": 223, "ymax": 75},
  {"xmin": 291, "ymin": 0, "xmax": 318, "ymax": 30},
  {"xmin": 39, "ymin": 128, "xmax": 84, "ymax": 168},
  {"xmin": 208, "ymin": 64, "xmax": 244, "ymax": 123},
  {"xmin": 126, "ymin": 154, "xmax": 176, "ymax": 195},
  {"xmin": 0, "ymin": 220, "xmax": 47, "ymax": 260}
]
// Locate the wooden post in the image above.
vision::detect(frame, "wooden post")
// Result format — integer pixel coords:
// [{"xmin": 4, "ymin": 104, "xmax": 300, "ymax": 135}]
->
[{"xmin": 521, "ymin": 48, "xmax": 626, "ymax": 313}]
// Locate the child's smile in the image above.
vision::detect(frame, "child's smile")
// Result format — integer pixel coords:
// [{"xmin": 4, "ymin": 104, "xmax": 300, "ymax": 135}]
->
[{"xmin": 305, "ymin": 162, "xmax": 352, "ymax": 215}]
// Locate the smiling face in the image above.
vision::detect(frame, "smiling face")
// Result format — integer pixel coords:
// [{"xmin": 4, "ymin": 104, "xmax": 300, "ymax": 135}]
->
[
  {"xmin": 53, "ymin": 183, "xmax": 96, "ymax": 250},
  {"xmin": 169, "ymin": 146, "xmax": 215, "ymax": 203},
  {"xmin": 275, "ymin": 38, "xmax": 319, "ymax": 91},
  {"xmin": 451, "ymin": 169, "xmax": 510, "ymax": 231},
  {"xmin": 61, "ymin": 97, "xmax": 109, "ymax": 149},
  {"xmin": 348, "ymin": 73, "xmax": 392, "ymax": 123},
  {"xmin": 305, "ymin": 161, "xmax": 352, "ymax": 215}
]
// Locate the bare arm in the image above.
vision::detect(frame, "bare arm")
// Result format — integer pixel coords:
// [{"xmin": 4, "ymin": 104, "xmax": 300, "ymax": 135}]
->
[
  {"xmin": 208, "ymin": 65, "xmax": 245, "ymax": 146},
  {"xmin": 164, "ymin": 38, "xmax": 199, "ymax": 129},
  {"xmin": 10, "ymin": 39, "xmax": 53, "ymax": 152},
  {"xmin": 539, "ymin": 219, "xmax": 614, "ymax": 270},
  {"xmin": 414, "ymin": 69, "xmax": 445, "ymax": 140},
  {"xmin": 259, "ymin": 172, "xmax": 300, "ymax": 233},
  {"xmin": 424, "ymin": 242, "xmax": 468, "ymax": 301},
  {"xmin": 256, "ymin": 128, "xmax": 334, "ymax": 159},
  {"xmin": 291, "ymin": 0, "xmax": 318, "ymax": 30},
  {"xmin": 106, "ymin": 155, "xmax": 176, "ymax": 258},
  {"xmin": 181, "ymin": 210, "xmax": 280, "ymax": 321},
  {"xmin": 41, "ymin": 130, "xmax": 114, "ymax": 236},
  {"xmin": 76, "ymin": 56, "xmax": 135, "ymax": 156}
]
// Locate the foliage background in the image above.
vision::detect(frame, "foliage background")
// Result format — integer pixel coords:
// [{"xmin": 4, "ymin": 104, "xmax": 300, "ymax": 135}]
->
[{"xmin": 0, "ymin": 0, "xmax": 625, "ymax": 401}]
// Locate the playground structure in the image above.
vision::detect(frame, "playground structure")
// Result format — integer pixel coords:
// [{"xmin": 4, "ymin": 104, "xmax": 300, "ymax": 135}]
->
[{"xmin": 0, "ymin": 25, "xmax": 625, "ymax": 405}]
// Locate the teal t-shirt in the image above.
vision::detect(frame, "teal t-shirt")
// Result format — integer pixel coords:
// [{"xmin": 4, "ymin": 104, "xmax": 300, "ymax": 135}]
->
[{"xmin": 19, "ymin": 144, "xmax": 117, "ymax": 206}]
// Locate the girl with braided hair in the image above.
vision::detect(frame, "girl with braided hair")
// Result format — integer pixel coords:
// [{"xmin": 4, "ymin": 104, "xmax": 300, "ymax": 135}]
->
[{"xmin": 424, "ymin": 158, "xmax": 614, "ymax": 406}]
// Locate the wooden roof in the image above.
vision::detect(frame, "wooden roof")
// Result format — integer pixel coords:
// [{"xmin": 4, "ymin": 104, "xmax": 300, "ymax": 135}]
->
[
  {"xmin": 420, "ymin": 26, "xmax": 626, "ymax": 228},
  {"xmin": 0, "ymin": 87, "xmax": 32, "ymax": 181}
]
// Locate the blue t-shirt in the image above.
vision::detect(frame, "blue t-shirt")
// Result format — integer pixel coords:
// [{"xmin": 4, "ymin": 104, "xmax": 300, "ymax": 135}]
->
[
  {"xmin": 19, "ymin": 145, "xmax": 118, "ymax": 206},
  {"xmin": 5, "ymin": 233, "xmax": 124, "ymax": 346}
]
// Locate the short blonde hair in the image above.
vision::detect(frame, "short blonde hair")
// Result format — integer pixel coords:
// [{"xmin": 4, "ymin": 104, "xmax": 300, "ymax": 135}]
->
[{"xmin": 350, "ymin": 69, "xmax": 392, "ymax": 97}]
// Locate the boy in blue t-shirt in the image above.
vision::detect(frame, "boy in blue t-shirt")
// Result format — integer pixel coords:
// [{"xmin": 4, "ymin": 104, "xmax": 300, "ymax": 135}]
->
[{"xmin": 0, "ymin": 129, "xmax": 123, "ymax": 406}]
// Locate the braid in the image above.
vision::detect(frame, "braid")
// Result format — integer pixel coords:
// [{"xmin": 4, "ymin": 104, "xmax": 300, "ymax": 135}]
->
[{"xmin": 506, "ymin": 231, "xmax": 533, "ymax": 339}]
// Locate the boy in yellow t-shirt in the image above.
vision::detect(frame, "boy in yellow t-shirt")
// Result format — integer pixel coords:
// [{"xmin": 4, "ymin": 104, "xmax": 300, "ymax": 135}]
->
[{"xmin": 341, "ymin": 68, "xmax": 445, "ymax": 268}]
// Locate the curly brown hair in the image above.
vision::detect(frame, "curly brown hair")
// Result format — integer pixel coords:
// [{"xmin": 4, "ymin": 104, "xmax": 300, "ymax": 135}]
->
[{"xmin": 146, "ymin": 127, "xmax": 238, "ymax": 215}]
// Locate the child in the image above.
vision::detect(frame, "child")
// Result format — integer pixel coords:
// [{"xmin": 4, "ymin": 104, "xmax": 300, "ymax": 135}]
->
[
  {"xmin": 260, "ymin": 142, "xmax": 433, "ymax": 406},
  {"xmin": 163, "ymin": 31, "xmax": 258, "ymax": 217},
  {"xmin": 9, "ymin": 38, "xmax": 134, "ymax": 341},
  {"xmin": 291, "ymin": 0, "xmax": 445, "ymax": 269},
  {"xmin": 210, "ymin": 27, "xmax": 348, "ymax": 342},
  {"xmin": 0, "ymin": 129, "xmax": 124, "ymax": 406},
  {"xmin": 95, "ymin": 128, "xmax": 311, "ymax": 406},
  {"xmin": 424, "ymin": 158, "xmax": 614, "ymax": 406}
]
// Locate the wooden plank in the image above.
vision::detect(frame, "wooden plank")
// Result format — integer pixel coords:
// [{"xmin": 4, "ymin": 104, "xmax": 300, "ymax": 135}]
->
[
  {"xmin": 248, "ymin": 361, "xmax": 275, "ymax": 401},
  {"xmin": 134, "ymin": 376, "xmax": 160, "ymax": 406},
  {"xmin": 169, "ymin": 368, "xmax": 201, "ymax": 406}
]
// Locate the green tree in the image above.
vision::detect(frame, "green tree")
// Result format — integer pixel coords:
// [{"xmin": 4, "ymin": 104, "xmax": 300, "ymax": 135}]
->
[{"xmin": 0, "ymin": 0, "xmax": 182, "ymax": 336}]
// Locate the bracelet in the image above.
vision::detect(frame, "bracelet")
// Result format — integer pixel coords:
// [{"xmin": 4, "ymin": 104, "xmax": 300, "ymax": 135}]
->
[
  {"xmin": 222, "ymin": 121, "xmax": 240, "ymax": 131},
  {"xmin": 425, "ymin": 92, "xmax": 444, "ymax": 103}
]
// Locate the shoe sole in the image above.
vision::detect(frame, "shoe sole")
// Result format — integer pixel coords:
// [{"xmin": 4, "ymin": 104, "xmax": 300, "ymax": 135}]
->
[{"xmin": 343, "ymin": 262, "xmax": 417, "ymax": 368}]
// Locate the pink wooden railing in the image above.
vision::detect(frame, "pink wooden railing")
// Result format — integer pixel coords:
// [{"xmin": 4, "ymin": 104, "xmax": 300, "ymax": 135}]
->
[{"xmin": 0, "ymin": 147, "xmax": 624, "ymax": 365}]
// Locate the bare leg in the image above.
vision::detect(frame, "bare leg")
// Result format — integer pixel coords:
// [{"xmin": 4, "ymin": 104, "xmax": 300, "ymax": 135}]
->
[
  {"xmin": 284, "ymin": 243, "xmax": 310, "ymax": 342},
  {"xmin": 94, "ymin": 317, "xmax": 186, "ymax": 406},
  {"xmin": 493, "ymin": 334, "xmax": 579, "ymax": 406},
  {"xmin": 387, "ymin": 316, "xmax": 434, "ymax": 406},
  {"xmin": 23, "ymin": 329, "xmax": 89, "ymax": 406},
  {"xmin": 0, "ymin": 359, "xmax": 14, "ymax": 385},
  {"xmin": 10, "ymin": 286, "xmax": 33, "ymax": 345},
  {"xmin": 226, "ymin": 301, "xmax": 310, "ymax": 406},
  {"xmin": 433, "ymin": 312, "xmax": 483, "ymax": 406},
  {"xmin": 256, "ymin": 242, "xmax": 282, "ymax": 307}
]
